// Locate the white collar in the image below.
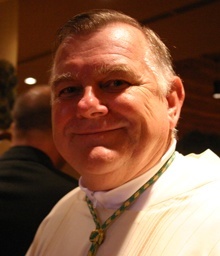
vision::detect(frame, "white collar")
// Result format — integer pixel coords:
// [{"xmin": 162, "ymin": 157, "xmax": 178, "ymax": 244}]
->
[{"xmin": 80, "ymin": 139, "xmax": 176, "ymax": 209}]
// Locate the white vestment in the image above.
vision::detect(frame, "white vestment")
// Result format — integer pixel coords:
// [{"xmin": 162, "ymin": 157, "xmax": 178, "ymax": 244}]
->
[{"xmin": 27, "ymin": 149, "xmax": 220, "ymax": 256}]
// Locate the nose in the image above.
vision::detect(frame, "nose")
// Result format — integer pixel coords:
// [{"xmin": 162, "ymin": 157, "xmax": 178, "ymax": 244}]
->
[{"xmin": 76, "ymin": 86, "xmax": 108, "ymax": 118}]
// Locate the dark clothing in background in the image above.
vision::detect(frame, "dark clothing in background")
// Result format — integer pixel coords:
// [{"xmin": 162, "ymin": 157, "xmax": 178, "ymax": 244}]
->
[{"xmin": 0, "ymin": 146, "xmax": 78, "ymax": 256}]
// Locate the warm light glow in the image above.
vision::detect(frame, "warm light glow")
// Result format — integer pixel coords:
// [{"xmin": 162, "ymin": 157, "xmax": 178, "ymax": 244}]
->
[
  {"xmin": 213, "ymin": 80, "xmax": 220, "ymax": 99},
  {"xmin": 213, "ymin": 93, "xmax": 220, "ymax": 99},
  {"xmin": 24, "ymin": 77, "xmax": 37, "ymax": 85}
]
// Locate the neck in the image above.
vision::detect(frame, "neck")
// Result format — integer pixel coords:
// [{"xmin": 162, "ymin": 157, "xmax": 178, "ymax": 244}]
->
[{"xmin": 11, "ymin": 129, "xmax": 64, "ymax": 168}]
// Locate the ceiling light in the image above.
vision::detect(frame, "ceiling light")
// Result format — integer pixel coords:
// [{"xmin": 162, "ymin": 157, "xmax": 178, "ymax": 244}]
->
[
  {"xmin": 24, "ymin": 77, "xmax": 37, "ymax": 85},
  {"xmin": 213, "ymin": 80, "xmax": 220, "ymax": 99}
]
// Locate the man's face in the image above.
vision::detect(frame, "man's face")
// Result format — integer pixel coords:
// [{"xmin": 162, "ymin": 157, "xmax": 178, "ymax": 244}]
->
[{"xmin": 51, "ymin": 23, "xmax": 181, "ymax": 190}]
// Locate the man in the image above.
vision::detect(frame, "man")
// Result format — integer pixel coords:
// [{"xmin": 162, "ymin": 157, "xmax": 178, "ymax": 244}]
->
[
  {"xmin": 27, "ymin": 10, "xmax": 220, "ymax": 255},
  {"xmin": 0, "ymin": 85, "xmax": 78, "ymax": 256}
]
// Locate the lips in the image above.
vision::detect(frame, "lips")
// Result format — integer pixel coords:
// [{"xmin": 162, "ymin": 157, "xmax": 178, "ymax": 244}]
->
[
  {"xmin": 73, "ymin": 127, "xmax": 122, "ymax": 135},
  {"xmin": 64, "ymin": 117, "xmax": 129, "ymax": 137}
]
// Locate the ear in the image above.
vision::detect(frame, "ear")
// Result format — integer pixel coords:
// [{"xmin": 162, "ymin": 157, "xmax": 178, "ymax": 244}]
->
[{"xmin": 166, "ymin": 76, "xmax": 185, "ymax": 129}]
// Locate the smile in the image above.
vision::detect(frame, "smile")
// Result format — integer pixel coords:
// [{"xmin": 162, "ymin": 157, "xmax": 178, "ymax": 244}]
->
[{"xmin": 75, "ymin": 128, "xmax": 122, "ymax": 136}]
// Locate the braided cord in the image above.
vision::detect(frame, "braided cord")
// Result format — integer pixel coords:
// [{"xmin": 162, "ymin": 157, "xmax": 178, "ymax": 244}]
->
[{"xmin": 87, "ymin": 152, "xmax": 175, "ymax": 256}]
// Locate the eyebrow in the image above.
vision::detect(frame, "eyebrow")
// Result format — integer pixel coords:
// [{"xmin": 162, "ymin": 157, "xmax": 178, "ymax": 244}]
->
[
  {"xmin": 51, "ymin": 72, "xmax": 78, "ymax": 88},
  {"xmin": 95, "ymin": 64, "xmax": 132, "ymax": 75},
  {"xmin": 96, "ymin": 64, "xmax": 142, "ymax": 82},
  {"xmin": 51, "ymin": 64, "xmax": 139, "ymax": 87}
]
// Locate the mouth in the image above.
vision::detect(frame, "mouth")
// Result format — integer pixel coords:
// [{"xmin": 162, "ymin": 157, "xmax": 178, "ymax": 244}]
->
[{"xmin": 75, "ymin": 127, "xmax": 122, "ymax": 136}]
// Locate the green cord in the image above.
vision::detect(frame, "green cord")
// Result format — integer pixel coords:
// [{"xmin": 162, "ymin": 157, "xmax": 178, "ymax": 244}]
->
[{"xmin": 86, "ymin": 152, "xmax": 175, "ymax": 256}]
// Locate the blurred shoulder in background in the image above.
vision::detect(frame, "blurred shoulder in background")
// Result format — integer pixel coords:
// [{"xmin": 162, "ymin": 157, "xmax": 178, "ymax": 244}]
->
[{"xmin": 0, "ymin": 85, "xmax": 78, "ymax": 256}]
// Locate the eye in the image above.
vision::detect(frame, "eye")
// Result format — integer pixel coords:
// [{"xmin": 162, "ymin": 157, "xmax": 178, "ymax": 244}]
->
[
  {"xmin": 100, "ymin": 80, "xmax": 130, "ymax": 92},
  {"xmin": 58, "ymin": 86, "xmax": 83, "ymax": 98}
]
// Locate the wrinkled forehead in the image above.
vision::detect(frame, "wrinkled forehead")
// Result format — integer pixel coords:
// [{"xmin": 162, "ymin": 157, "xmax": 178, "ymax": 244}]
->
[
  {"xmin": 55, "ymin": 22, "xmax": 148, "ymax": 56},
  {"xmin": 53, "ymin": 23, "xmax": 149, "ymax": 68},
  {"xmin": 49, "ymin": 26, "xmax": 154, "ymax": 91}
]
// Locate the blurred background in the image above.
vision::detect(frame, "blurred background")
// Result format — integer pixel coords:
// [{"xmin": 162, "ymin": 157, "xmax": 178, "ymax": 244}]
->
[{"xmin": 0, "ymin": 0, "xmax": 220, "ymax": 156}]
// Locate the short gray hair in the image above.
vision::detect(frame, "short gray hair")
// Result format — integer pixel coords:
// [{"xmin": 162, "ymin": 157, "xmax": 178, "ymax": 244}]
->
[{"xmin": 53, "ymin": 9, "xmax": 176, "ymax": 95}]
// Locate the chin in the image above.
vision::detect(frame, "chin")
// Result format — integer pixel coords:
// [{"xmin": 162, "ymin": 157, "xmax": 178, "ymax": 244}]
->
[
  {"xmin": 78, "ymin": 152, "xmax": 121, "ymax": 175},
  {"xmin": 83, "ymin": 157, "xmax": 116, "ymax": 172},
  {"xmin": 85, "ymin": 146, "xmax": 118, "ymax": 161},
  {"xmin": 66, "ymin": 144, "xmax": 128, "ymax": 173}
]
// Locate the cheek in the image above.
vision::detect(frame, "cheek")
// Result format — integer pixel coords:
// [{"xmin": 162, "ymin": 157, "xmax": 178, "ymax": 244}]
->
[
  {"xmin": 138, "ymin": 99, "xmax": 170, "ymax": 142},
  {"xmin": 52, "ymin": 103, "xmax": 72, "ymax": 145},
  {"xmin": 52, "ymin": 101, "xmax": 73, "ymax": 125},
  {"xmin": 52, "ymin": 105, "xmax": 62, "ymax": 131},
  {"xmin": 52, "ymin": 104, "xmax": 73, "ymax": 158}
]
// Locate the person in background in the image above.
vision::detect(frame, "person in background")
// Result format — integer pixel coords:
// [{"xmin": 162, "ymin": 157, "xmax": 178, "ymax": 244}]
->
[
  {"xmin": 0, "ymin": 85, "xmax": 78, "ymax": 256},
  {"xmin": 27, "ymin": 9, "xmax": 220, "ymax": 256},
  {"xmin": 0, "ymin": 59, "xmax": 17, "ymax": 154}
]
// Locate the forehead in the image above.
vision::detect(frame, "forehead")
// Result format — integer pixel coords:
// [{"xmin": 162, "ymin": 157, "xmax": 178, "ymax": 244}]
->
[{"xmin": 55, "ymin": 23, "xmax": 147, "ymax": 61}]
